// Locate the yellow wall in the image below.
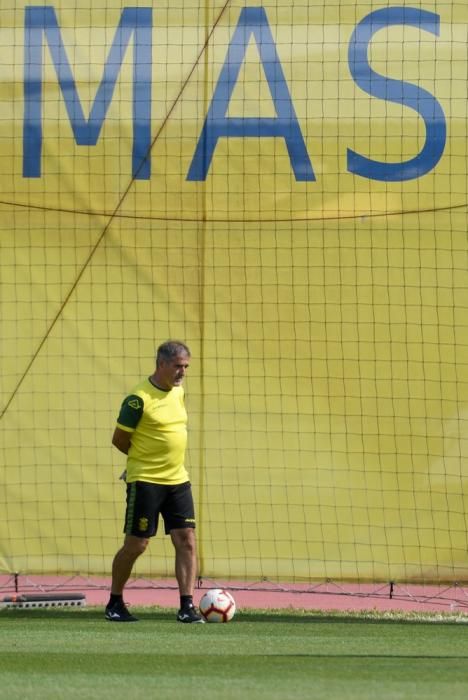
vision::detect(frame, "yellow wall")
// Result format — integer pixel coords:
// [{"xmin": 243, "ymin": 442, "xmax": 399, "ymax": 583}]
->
[{"xmin": 1, "ymin": 0, "xmax": 467, "ymax": 582}]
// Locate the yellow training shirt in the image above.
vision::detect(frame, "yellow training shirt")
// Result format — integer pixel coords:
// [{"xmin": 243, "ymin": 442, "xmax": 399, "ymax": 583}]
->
[{"xmin": 116, "ymin": 378, "xmax": 189, "ymax": 485}]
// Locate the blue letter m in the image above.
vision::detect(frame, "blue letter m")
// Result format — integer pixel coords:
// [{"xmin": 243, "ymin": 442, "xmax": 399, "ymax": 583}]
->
[{"xmin": 23, "ymin": 6, "xmax": 152, "ymax": 179}]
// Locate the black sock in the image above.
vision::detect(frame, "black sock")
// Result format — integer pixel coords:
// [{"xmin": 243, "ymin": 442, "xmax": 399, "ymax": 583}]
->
[
  {"xmin": 108, "ymin": 593, "xmax": 123, "ymax": 607},
  {"xmin": 180, "ymin": 595, "xmax": 193, "ymax": 609}
]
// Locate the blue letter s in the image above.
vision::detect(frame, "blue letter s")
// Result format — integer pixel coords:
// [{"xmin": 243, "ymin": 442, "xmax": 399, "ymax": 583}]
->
[{"xmin": 348, "ymin": 7, "xmax": 446, "ymax": 182}]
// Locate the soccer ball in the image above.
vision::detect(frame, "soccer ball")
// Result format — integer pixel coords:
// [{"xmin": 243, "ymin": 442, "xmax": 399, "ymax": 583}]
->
[{"xmin": 199, "ymin": 588, "xmax": 236, "ymax": 623}]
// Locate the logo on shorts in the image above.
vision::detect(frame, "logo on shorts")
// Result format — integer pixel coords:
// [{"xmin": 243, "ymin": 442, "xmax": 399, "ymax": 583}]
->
[
  {"xmin": 138, "ymin": 517, "xmax": 149, "ymax": 531},
  {"xmin": 185, "ymin": 518, "xmax": 196, "ymax": 524},
  {"xmin": 128, "ymin": 399, "xmax": 141, "ymax": 409}
]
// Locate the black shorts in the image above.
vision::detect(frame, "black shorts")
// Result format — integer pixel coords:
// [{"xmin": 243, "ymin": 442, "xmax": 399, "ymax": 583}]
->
[{"xmin": 124, "ymin": 481, "xmax": 195, "ymax": 538}]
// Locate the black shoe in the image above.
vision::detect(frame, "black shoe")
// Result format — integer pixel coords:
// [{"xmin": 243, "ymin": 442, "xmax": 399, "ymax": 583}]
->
[
  {"xmin": 105, "ymin": 601, "xmax": 138, "ymax": 622},
  {"xmin": 177, "ymin": 605, "xmax": 205, "ymax": 624}
]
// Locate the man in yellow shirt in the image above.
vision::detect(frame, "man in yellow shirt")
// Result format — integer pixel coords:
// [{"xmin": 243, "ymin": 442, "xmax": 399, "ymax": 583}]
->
[{"xmin": 106, "ymin": 340, "xmax": 204, "ymax": 623}]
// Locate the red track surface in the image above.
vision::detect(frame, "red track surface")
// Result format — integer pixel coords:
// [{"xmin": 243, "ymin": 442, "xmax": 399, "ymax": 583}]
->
[{"xmin": 1, "ymin": 575, "xmax": 468, "ymax": 614}]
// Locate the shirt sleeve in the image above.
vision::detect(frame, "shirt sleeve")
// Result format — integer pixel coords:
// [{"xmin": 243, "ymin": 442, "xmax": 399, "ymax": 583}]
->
[{"xmin": 116, "ymin": 394, "xmax": 144, "ymax": 430}]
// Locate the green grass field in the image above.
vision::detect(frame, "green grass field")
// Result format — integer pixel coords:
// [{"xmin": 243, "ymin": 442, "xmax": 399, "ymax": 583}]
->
[{"xmin": 1, "ymin": 606, "xmax": 468, "ymax": 700}]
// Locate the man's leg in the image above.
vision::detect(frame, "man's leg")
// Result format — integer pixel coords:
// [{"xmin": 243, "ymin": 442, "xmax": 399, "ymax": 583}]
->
[
  {"xmin": 105, "ymin": 535, "xmax": 149, "ymax": 622},
  {"xmin": 111, "ymin": 535, "xmax": 149, "ymax": 594},
  {"xmin": 170, "ymin": 527, "xmax": 197, "ymax": 595},
  {"xmin": 171, "ymin": 528, "xmax": 204, "ymax": 623}
]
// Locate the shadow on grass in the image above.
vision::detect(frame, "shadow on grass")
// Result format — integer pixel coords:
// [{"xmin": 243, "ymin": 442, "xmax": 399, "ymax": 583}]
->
[
  {"xmin": 0, "ymin": 607, "xmax": 175, "ymax": 622},
  {"xmin": 239, "ymin": 613, "xmax": 465, "ymax": 627},
  {"xmin": 1, "ymin": 606, "xmax": 465, "ymax": 627}
]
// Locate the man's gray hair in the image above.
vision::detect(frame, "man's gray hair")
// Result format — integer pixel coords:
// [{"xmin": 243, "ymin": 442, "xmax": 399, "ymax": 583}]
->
[{"xmin": 156, "ymin": 340, "xmax": 191, "ymax": 367}]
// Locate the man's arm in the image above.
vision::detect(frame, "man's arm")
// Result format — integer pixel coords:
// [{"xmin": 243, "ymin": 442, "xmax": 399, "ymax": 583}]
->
[{"xmin": 112, "ymin": 427, "xmax": 132, "ymax": 455}]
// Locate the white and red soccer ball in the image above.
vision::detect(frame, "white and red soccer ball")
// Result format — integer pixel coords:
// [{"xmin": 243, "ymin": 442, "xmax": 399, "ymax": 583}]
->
[{"xmin": 199, "ymin": 588, "xmax": 236, "ymax": 623}]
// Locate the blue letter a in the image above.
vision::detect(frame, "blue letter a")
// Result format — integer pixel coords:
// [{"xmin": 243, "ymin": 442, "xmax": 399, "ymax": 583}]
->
[
  {"xmin": 187, "ymin": 7, "xmax": 314, "ymax": 181},
  {"xmin": 23, "ymin": 6, "xmax": 152, "ymax": 180}
]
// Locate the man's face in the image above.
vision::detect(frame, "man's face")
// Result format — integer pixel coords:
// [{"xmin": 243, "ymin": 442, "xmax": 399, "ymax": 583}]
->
[{"xmin": 157, "ymin": 352, "xmax": 190, "ymax": 390}]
